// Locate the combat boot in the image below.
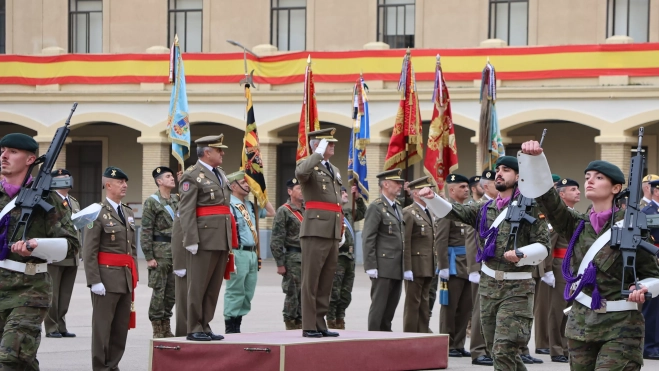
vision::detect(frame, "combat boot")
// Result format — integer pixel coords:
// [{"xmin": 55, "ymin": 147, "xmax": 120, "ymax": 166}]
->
[
  {"xmin": 294, "ymin": 319, "xmax": 303, "ymax": 329},
  {"xmin": 235, "ymin": 316, "xmax": 242, "ymax": 333},
  {"xmin": 326, "ymin": 319, "xmax": 337, "ymax": 329},
  {"xmin": 335, "ymin": 318, "xmax": 345, "ymax": 330},
  {"xmin": 284, "ymin": 320, "xmax": 297, "ymax": 330},
  {"xmin": 225, "ymin": 319, "xmax": 236, "ymax": 334},
  {"xmin": 162, "ymin": 319, "xmax": 175, "ymax": 338},
  {"xmin": 152, "ymin": 321, "xmax": 164, "ymax": 339}
]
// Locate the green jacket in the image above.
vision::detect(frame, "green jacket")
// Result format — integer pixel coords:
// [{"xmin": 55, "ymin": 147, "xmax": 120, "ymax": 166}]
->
[
  {"xmin": 270, "ymin": 200, "xmax": 304, "ymax": 267},
  {"xmin": 140, "ymin": 190, "xmax": 179, "ymax": 261}
]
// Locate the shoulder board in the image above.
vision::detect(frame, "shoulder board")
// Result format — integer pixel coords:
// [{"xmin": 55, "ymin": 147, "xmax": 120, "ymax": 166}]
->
[
  {"xmin": 374, "ymin": 198, "xmax": 383, "ymax": 204},
  {"xmin": 122, "ymin": 203, "xmax": 132, "ymax": 210},
  {"xmin": 395, "ymin": 200, "xmax": 401, "ymax": 205},
  {"xmin": 69, "ymin": 195, "xmax": 78, "ymax": 202},
  {"xmin": 185, "ymin": 165, "xmax": 197, "ymax": 172},
  {"xmin": 218, "ymin": 166, "xmax": 224, "ymax": 170},
  {"xmin": 403, "ymin": 204, "xmax": 413, "ymax": 211}
]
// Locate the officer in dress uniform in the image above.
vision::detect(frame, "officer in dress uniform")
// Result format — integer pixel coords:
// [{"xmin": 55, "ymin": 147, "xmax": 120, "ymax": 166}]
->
[
  {"xmin": 480, "ymin": 170, "xmax": 498, "ymax": 201},
  {"xmin": 641, "ymin": 174, "xmax": 659, "ymax": 208},
  {"xmin": 641, "ymin": 179, "xmax": 659, "ymax": 360}
]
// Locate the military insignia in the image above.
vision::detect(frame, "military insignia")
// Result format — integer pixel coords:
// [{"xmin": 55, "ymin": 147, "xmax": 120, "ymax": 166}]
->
[
  {"xmin": 322, "ymin": 185, "xmax": 326, "ymax": 190},
  {"xmin": 128, "ymin": 216, "xmax": 134, "ymax": 223},
  {"xmin": 314, "ymin": 166, "xmax": 319, "ymax": 171},
  {"xmin": 292, "ymin": 179, "xmax": 297, "ymax": 184},
  {"xmin": 562, "ymin": 179, "xmax": 567, "ymax": 185},
  {"xmin": 197, "ymin": 177, "xmax": 202, "ymax": 182},
  {"xmin": 182, "ymin": 182, "xmax": 190, "ymax": 192},
  {"xmin": 87, "ymin": 222, "xmax": 93, "ymax": 229},
  {"xmin": 205, "ymin": 181, "xmax": 211, "ymax": 185},
  {"xmin": 199, "ymin": 173, "xmax": 205, "ymax": 179},
  {"xmin": 349, "ymin": 247, "xmax": 353, "ymax": 254},
  {"xmin": 111, "ymin": 169, "xmax": 116, "ymax": 176},
  {"xmin": 103, "ymin": 214, "xmax": 107, "ymax": 219},
  {"xmin": 108, "ymin": 221, "xmax": 114, "ymax": 227},
  {"xmin": 111, "ymin": 235, "xmax": 115, "ymax": 241},
  {"xmin": 63, "ymin": 200, "xmax": 68, "ymax": 208},
  {"xmin": 383, "ymin": 208, "xmax": 387, "ymax": 213},
  {"xmin": 451, "ymin": 175, "xmax": 455, "ymax": 181},
  {"xmin": 486, "ymin": 172, "xmax": 491, "ymax": 178},
  {"xmin": 157, "ymin": 167, "xmax": 161, "ymax": 173}
]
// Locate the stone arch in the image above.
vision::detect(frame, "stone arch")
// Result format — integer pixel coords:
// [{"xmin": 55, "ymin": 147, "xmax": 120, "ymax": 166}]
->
[
  {"xmin": 498, "ymin": 109, "xmax": 606, "ymax": 135},
  {"xmin": 258, "ymin": 111, "xmax": 353, "ymax": 138},
  {"xmin": 50, "ymin": 112, "xmax": 151, "ymax": 135},
  {"xmin": 370, "ymin": 111, "xmax": 479, "ymax": 138},
  {"xmin": 0, "ymin": 112, "xmax": 48, "ymax": 133},
  {"xmin": 615, "ymin": 110, "xmax": 659, "ymax": 135}
]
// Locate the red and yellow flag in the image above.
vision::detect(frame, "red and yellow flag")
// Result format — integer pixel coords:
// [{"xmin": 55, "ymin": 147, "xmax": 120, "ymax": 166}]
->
[
  {"xmin": 384, "ymin": 50, "xmax": 423, "ymax": 171},
  {"xmin": 424, "ymin": 55, "xmax": 459, "ymax": 191},
  {"xmin": 241, "ymin": 84, "xmax": 268, "ymax": 207},
  {"xmin": 296, "ymin": 56, "xmax": 321, "ymax": 163}
]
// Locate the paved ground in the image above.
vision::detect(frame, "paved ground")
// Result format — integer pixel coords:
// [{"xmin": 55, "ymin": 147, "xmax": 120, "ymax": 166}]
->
[{"xmin": 37, "ymin": 259, "xmax": 659, "ymax": 370}]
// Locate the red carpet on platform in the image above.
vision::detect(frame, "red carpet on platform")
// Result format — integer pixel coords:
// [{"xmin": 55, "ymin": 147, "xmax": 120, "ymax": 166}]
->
[{"xmin": 149, "ymin": 330, "xmax": 448, "ymax": 371}]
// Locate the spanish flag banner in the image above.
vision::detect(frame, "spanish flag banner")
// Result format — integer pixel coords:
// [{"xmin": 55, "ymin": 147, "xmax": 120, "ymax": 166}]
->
[{"xmin": 296, "ymin": 56, "xmax": 321, "ymax": 163}]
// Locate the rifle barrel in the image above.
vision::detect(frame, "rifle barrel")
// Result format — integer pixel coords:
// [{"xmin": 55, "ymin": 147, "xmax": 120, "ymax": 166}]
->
[{"xmin": 637, "ymin": 127, "xmax": 644, "ymax": 151}]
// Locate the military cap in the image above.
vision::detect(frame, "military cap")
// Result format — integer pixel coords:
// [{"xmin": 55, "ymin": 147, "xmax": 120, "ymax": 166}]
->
[
  {"xmin": 481, "ymin": 169, "xmax": 495, "ymax": 181},
  {"xmin": 195, "ymin": 134, "xmax": 228, "ymax": 149},
  {"xmin": 308, "ymin": 128, "xmax": 338, "ymax": 142},
  {"xmin": 226, "ymin": 170, "xmax": 245, "ymax": 183},
  {"xmin": 494, "ymin": 156, "xmax": 519, "ymax": 172},
  {"xmin": 446, "ymin": 173, "xmax": 469, "ymax": 184},
  {"xmin": 584, "ymin": 160, "xmax": 625, "ymax": 185},
  {"xmin": 552, "ymin": 174, "xmax": 561, "ymax": 183},
  {"xmin": 649, "ymin": 179, "xmax": 659, "ymax": 189},
  {"xmin": 51, "ymin": 168, "xmax": 71, "ymax": 177},
  {"xmin": 408, "ymin": 176, "xmax": 434, "ymax": 189},
  {"xmin": 0, "ymin": 133, "xmax": 38, "ymax": 153},
  {"xmin": 376, "ymin": 169, "xmax": 405, "ymax": 182},
  {"xmin": 286, "ymin": 178, "xmax": 299, "ymax": 188},
  {"xmin": 152, "ymin": 166, "xmax": 174, "ymax": 179},
  {"xmin": 103, "ymin": 166, "xmax": 128, "ymax": 181},
  {"xmin": 557, "ymin": 178, "xmax": 580, "ymax": 188},
  {"xmin": 468, "ymin": 176, "xmax": 481, "ymax": 185},
  {"xmin": 643, "ymin": 174, "xmax": 659, "ymax": 182},
  {"xmin": 341, "ymin": 186, "xmax": 347, "ymax": 193}
]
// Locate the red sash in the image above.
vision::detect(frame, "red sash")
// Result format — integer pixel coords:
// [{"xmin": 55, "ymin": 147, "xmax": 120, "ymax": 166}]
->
[
  {"xmin": 553, "ymin": 248, "xmax": 567, "ymax": 259},
  {"xmin": 283, "ymin": 204, "xmax": 304, "ymax": 223},
  {"xmin": 97, "ymin": 252, "xmax": 137, "ymax": 329},
  {"xmin": 305, "ymin": 201, "xmax": 342, "ymax": 213},
  {"xmin": 196, "ymin": 205, "xmax": 238, "ymax": 247}
]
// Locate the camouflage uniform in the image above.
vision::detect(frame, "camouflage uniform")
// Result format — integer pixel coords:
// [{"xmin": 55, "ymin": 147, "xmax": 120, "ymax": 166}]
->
[
  {"xmin": 0, "ymin": 184, "xmax": 77, "ymax": 370},
  {"xmin": 448, "ymin": 195, "xmax": 550, "ymax": 371},
  {"xmin": 140, "ymin": 191, "xmax": 179, "ymax": 327},
  {"xmin": 537, "ymin": 188, "xmax": 659, "ymax": 370},
  {"xmin": 327, "ymin": 198, "xmax": 366, "ymax": 327},
  {"xmin": 270, "ymin": 200, "xmax": 304, "ymax": 328}
]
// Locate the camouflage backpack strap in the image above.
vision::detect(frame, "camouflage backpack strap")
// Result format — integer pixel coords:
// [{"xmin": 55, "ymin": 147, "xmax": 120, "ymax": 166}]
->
[{"xmin": 149, "ymin": 194, "xmax": 175, "ymax": 220}]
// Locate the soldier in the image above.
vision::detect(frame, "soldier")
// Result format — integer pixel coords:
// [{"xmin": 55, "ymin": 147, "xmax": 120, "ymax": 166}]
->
[
  {"xmin": 362, "ymin": 169, "xmax": 405, "ymax": 332},
  {"xmin": 469, "ymin": 175, "xmax": 484, "ymax": 203},
  {"xmin": 641, "ymin": 179, "xmax": 659, "ymax": 360},
  {"xmin": 327, "ymin": 185, "xmax": 366, "ymax": 329},
  {"xmin": 44, "ymin": 168, "xmax": 81, "ymax": 339},
  {"xmin": 295, "ymin": 128, "xmax": 342, "ymax": 338},
  {"xmin": 520, "ymin": 140, "xmax": 659, "ymax": 370},
  {"xmin": 480, "ymin": 170, "xmax": 497, "ymax": 200},
  {"xmin": 437, "ymin": 174, "xmax": 473, "ymax": 358},
  {"xmin": 179, "ymin": 135, "xmax": 235, "ymax": 341},
  {"xmin": 640, "ymin": 174, "xmax": 659, "ymax": 208},
  {"xmin": 421, "ymin": 156, "xmax": 551, "ymax": 371},
  {"xmin": 401, "ymin": 177, "xmax": 437, "ymax": 333},
  {"xmin": 0, "ymin": 133, "xmax": 76, "ymax": 369},
  {"xmin": 171, "ymin": 214, "xmax": 187, "ymax": 337},
  {"xmin": 83, "ymin": 166, "xmax": 138, "ymax": 371},
  {"xmin": 141, "ymin": 166, "xmax": 179, "ymax": 338},
  {"xmin": 224, "ymin": 170, "xmax": 275, "ymax": 333},
  {"xmin": 270, "ymin": 178, "xmax": 305, "ymax": 330}
]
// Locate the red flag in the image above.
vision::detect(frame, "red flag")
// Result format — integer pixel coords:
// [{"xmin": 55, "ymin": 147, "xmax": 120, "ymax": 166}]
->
[
  {"xmin": 296, "ymin": 56, "xmax": 320, "ymax": 163},
  {"xmin": 424, "ymin": 56, "xmax": 458, "ymax": 191},
  {"xmin": 384, "ymin": 51, "xmax": 423, "ymax": 171}
]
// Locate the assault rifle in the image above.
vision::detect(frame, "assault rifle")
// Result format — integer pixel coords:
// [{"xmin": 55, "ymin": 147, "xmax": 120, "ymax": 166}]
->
[
  {"xmin": 505, "ymin": 129, "xmax": 547, "ymax": 257},
  {"xmin": 10, "ymin": 103, "xmax": 78, "ymax": 242},
  {"xmin": 610, "ymin": 127, "xmax": 659, "ymax": 299}
]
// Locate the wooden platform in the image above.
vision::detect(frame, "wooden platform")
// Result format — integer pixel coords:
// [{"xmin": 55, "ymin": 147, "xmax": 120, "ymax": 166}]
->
[{"xmin": 149, "ymin": 330, "xmax": 449, "ymax": 371}]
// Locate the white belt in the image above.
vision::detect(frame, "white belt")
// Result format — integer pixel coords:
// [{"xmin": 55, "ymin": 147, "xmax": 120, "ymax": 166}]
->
[
  {"xmin": 563, "ymin": 292, "xmax": 639, "ymax": 315},
  {"xmin": 0, "ymin": 260, "xmax": 48, "ymax": 275},
  {"xmin": 481, "ymin": 264, "xmax": 533, "ymax": 281}
]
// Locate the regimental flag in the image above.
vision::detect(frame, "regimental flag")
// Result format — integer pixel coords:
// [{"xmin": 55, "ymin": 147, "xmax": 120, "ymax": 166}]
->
[
  {"xmin": 241, "ymin": 84, "xmax": 268, "ymax": 207},
  {"xmin": 424, "ymin": 55, "xmax": 459, "ymax": 191},
  {"xmin": 384, "ymin": 50, "xmax": 423, "ymax": 171},
  {"xmin": 167, "ymin": 35, "xmax": 191, "ymax": 167},
  {"xmin": 478, "ymin": 62, "xmax": 504, "ymax": 171},
  {"xmin": 296, "ymin": 56, "xmax": 321, "ymax": 163},
  {"xmin": 348, "ymin": 76, "xmax": 370, "ymax": 202}
]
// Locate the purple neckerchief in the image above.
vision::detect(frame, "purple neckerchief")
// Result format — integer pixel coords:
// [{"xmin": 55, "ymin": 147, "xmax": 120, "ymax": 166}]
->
[
  {"xmin": 589, "ymin": 206, "xmax": 618, "ymax": 235},
  {"xmin": 1, "ymin": 176, "xmax": 32, "ymax": 199},
  {"xmin": 0, "ymin": 176, "xmax": 32, "ymax": 260},
  {"xmin": 495, "ymin": 189, "xmax": 520, "ymax": 210},
  {"xmin": 476, "ymin": 199, "xmax": 497, "ymax": 262}
]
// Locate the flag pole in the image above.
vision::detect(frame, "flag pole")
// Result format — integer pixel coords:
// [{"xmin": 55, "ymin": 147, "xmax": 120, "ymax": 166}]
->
[
  {"xmin": 403, "ymin": 48, "xmax": 411, "ymax": 206},
  {"xmin": 351, "ymin": 72, "xmax": 362, "ymax": 221}
]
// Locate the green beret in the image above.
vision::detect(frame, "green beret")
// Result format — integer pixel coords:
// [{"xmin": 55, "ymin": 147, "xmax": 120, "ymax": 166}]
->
[
  {"xmin": 103, "ymin": 166, "xmax": 128, "ymax": 181},
  {"xmin": 152, "ymin": 166, "xmax": 174, "ymax": 179},
  {"xmin": 584, "ymin": 160, "xmax": 624, "ymax": 185},
  {"xmin": 552, "ymin": 174, "xmax": 561, "ymax": 183},
  {"xmin": 494, "ymin": 156, "xmax": 518, "ymax": 172},
  {"xmin": 227, "ymin": 170, "xmax": 245, "ymax": 183},
  {"xmin": 0, "ymin": 133, "xmax": 38, "ymax": 153},
  {"xmin": 446, "ymin": 173, "xmax": 469, "ymax": 184}
]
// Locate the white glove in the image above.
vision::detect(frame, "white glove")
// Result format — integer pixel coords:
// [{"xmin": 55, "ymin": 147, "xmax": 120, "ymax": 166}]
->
[
  {"xmin": 541, "ymin": 271, "xmax": 556, "ymax": 288},
  {"xmin": 469, "ymin": 272, "xmax": 481, "ymax": 284},
  {"xmin": 339, "ymin": 232, "xmax": 346, "ymax": 247},
  {"xmin": 185, "ymin": 244, "xmax": 199, "ymax": 255},
  {"xmin": 366, "ymin": 269, "xmax": 378, "ymax": 279},
  {"xmin": 314, "ymin": 139, "xmax": 329, "ymax": 155},
  {"xmin": 403, "ymin": 270, "xmax": 414, "ymax": 281},
  {"xmin": 438, "ymin": 268, "xmax": 450, "ymax": 280},
  {"xmin": 91, "ymin": 282, "xmax": 106, "ymax": 296},
  {"xmin": 174, "ymin": 269, "xmax": 186, "ymax": 277}
]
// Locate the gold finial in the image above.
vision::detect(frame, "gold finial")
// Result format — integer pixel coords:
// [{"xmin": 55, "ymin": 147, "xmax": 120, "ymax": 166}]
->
[
  {"xmin": 173, "ymin": 34, "xmax": 179, "ymax": 46},
  {"xmin": 436, "ymin": 54, "xmax": 440, "ymax": 64},
  {"xmin": 307, "ymin": 54, "xmax": 311, "ymax": 65},
  {"xmin": 406, "ymin": 47, "xmax": 411, "ymax": 56},
  {"xmin": 487, "ymin": 56, "xmax": 490, "ymax": 63}
]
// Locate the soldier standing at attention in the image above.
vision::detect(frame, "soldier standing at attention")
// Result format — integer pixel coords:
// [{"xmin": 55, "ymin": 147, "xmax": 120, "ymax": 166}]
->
[
  {"xmin": 401, "ymin": 176, "xmax": 437, "ymax": 333},
  {"xmin": 362, "ymin": 169, "xmax": 405, "ymax": 332},
  {"xmin": 141, "ymin": 166, "xmax": 179, "ymax": 339},
  {"xmin": 224, "ymin": 170, "xmax": 275, "ymax": 334},
  {"xmin": 83, "ymin": 167, "xmax": 138, "ymax": 371},
  {"xmin": 270, "ymin": 178, "xmax": 305, "ymax": 330},
  {"xmin": 179, "ymin": 135, "xmax": 235, "ymax": 342},
  {"xmin": 480, "ymin": 170, "xmax": 497, "ymax": 201},
  {"xmin": 641, "ymin": 179, "xmax": 659, "ymax": 360},
  {"xmin": 327, "ymin": 185, "xmax": 366, "ymax": 330},
  {"xmin": 45, "ymin": 169, "xmax": 81, "ymax": 339},
  {"xmin": 295, "ymin": 128, "xmax": 342, "ymax": 338},
  {"xmin": 469, "ymin": 176, "xmax": 484, "ymax": 203},
  {"xmin": 640, "ymin": 174, "xmax": 659, "ymax": 208},
  {"xmin": 0, "ymin": 134, "xmax": 76, "ymax": 370}
]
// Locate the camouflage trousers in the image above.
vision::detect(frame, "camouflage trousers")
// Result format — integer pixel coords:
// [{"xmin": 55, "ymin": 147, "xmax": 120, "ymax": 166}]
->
[
  {"xmin": 281, "ymin": 252, "xmax": 302, "ymax": 322},
  {"xmin": 0, "ymin": 306, "xmax": 48, "ymax": 371},
  {"xmin": 568, "ymin": 337, "xmax": 642, "ymax": 371},
  {"xmin": 428, "ymin": 275, "xmax": 439, "ymax": 315},
  {"xmin": 327, "ymin": 255, "xmax": 355, "ymax": 320},
  {"xmin": 147, "ymin": 258, "xmax": 176, "ymax": 322}
]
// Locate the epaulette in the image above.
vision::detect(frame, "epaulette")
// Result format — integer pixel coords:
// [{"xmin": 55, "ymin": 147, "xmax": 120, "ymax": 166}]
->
[
  {"xmin": 69, "ymin": 195, "xmax": 78, "ymax": 202},
  {"xmin": 185, "ymin": 165, "xmax": 197, "ymax": 172},
  {"xmin": 374, "ymin": 198, "xmax": 384, "ymax": 204},
  {"xmin": 122, "ymin": 203, "xmax": 132, "ymax": 210}
]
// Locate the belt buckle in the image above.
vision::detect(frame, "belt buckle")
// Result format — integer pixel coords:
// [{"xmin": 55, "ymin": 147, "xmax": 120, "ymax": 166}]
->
[
  {"xmin": 24, "ymin": 263, "xmax": 37, "ymax": 276},
  {"xmin": 594, "ymin": 300, "xmax": 607, "ymax": 314},
  {"xmin": 494, "ymin": 270, "xmax": 504, "ymax": 281}
]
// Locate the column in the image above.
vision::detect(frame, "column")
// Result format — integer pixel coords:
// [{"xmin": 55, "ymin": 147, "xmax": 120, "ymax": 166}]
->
[
  {"xmin": 259, "ymin": 138, "xmax": 281, "ymax": 229},
  {"xmin": 137, "ymin": 136, "xmax": 171, "ymax": 202},
  {"xmin": 595, "ymin": 135, "xmax": 636, "ymax": 183},
  {"xmin": 35, "ymin": 136, "xmax": 70, "ymax": 170}
]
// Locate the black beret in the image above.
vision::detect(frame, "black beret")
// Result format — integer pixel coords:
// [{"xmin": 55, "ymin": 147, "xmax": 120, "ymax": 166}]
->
[
  {"xmin": 494, "ymin": 156, "xmax": 518, "ymax": 172},
  {"xmin": 103, "ymin": 166, "xmax": 129, "ymax": 181},
  {"xmin": 468, "ymin": 176, "xmax": 481, "ymax": 185},
  {"xmin": 341, "ymin": 186, "xmax": 347, "ymax": 193},
  {"xmin": 0, "ymin": 133, "xmax": 38, "ymax": 153},
  {"xmin": 446, "ymin": 173, "xmax": 469, "ymax": 184},
  {"xmin": 584, "ymin": 160, "xmax": 625, "ymax": 185},
  {"xmin": 557, "ymin": 178, "xmax": 580, "ymax": 188},
  {"xmin": 51, "ymin": 168, "xmax": 71, "ymax": 177},
  {"xmin": 481, "ymin": 169, "xmax": 495, "ymax": 180},
  {"xmin": 286, "ymin": 178, "xmax": 299, "ymax": 188},
  {"xmin": 152, "ymin": 166, "xmax": 174, "ymax": 179}
]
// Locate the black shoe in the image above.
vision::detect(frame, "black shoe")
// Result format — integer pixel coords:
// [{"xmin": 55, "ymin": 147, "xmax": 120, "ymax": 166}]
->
[
  {"xmin": 60, "ymin": 332, "xmax": 76, "ymax": 338},
  {"xmin": 319, "ymin": 329, "xmax": 339, "ymax": 337},
  {"xmin": 644, "ymin": 352, "xmax": 659, "ymax": 360},
  {"xmin": 46, "ymin": 332, "xmax": 62, "ymax": 338},
  {"xmin": 186, "ymin": 332, "xmax": 211, "ymax": 341},
  {"xmin": 527, "ymin": 354, "xmax": 544, "ymax": 364},
  {"xmin": 536, "ymin": 348, "xmax": 550, "ymax": 355},
  {"xmin": 205, "ymin": 331, "xmax": 224, "ymax": 341},
  {"xmin": 520, "ymin": 354, "xmax": 534, "ymax": 364},
  {"xmin": 472, "ymin": 355, "xmax": 494, "ymax": 366},
  {"xmin": 225, "ymin": 319, "xmax": 237, "ymax": 334},
  {"xmin": 551, "ymin": 355, "xmax": 569, "ymax": 363},
  {"xmin": 302, "ymin": 330, "xmax": 322, "ymax": 338},
  {"xmin": 457, "ymin": 348, "xmax": 471, "ymax": 357},
  {"xmin": 449, "ymin": 349, "xmax": 463, "ymax": 357},
  {"xmin": 234, "ymin": 317, "xmax": 242, "ymax": 334}
]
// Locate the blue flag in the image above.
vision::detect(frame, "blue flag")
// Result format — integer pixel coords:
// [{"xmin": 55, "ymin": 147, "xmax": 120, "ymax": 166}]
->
[
  {"xmin": 348, "ymin": 77, "xmax": 370, "ymax": 201},
  {"xmin": 167, "ymin": 39, "xmax": 190, "ymax": 166}
]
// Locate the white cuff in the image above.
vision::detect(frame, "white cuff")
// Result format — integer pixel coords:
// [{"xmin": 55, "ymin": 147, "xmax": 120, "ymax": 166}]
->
[
  {"xmin": 517, "ymin": 152, "xmax": 554, "ymax": 198},
  {"xmin": 515, "ymin": 243, "xmax": 549, "ymax": 266},
  {"xmin": 185, "ymin": 244, "xmax": 199, "ymax": 254},
  {"xmin": 425, "ymin": 195, "xmax": 452, "ymax": 218}
]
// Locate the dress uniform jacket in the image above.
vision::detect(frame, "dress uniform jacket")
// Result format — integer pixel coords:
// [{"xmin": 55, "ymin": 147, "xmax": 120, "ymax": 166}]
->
[
  {"xmin": 363, "ymin": 197, "xmax": 405, "ymax": 280},
  {"xmin": 403, "ymin": 202, "xmax": 436, "ymax": 277}
]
